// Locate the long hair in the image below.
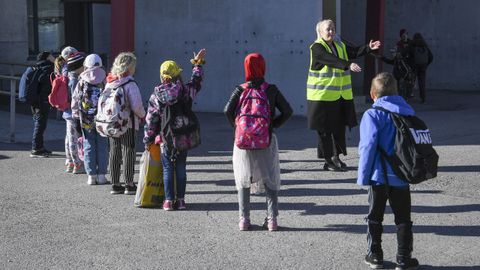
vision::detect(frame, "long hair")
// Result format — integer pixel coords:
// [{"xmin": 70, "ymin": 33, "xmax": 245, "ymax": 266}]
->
[
  {"xmin": 411, "ymin": 33, "xmax": 427, "ymax": 47},
  {"xmin": 54, "ymin": 56, "xmax": 65, "ymax": 75}
]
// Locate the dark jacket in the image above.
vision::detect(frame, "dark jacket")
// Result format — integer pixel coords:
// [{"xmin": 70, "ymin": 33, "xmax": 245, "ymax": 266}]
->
[
  {"xmin": 35, "ymin": 60, "xmax": 54, "ymax": 104},
  {"xmin": 309, "ymin": 41, "xmax": 371, "ymax": 71},
  {"xmin": 408, "ymin": 44, "xmax": 433, "ymax": 70},
  {"xmin": 224, "ymin": 78, "xmax": 293, "ymax": 131}
]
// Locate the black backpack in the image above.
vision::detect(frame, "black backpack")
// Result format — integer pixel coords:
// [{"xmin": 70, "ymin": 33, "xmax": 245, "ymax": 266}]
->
[
  {"xmin": 160, "ymin": 91, "xmax": 200, "ymax": 153},
  {"xmin": 25, "ymin": 66, "xmax": 42, "ymax": 105},
  {"xmin": 414, "ymin": 46, "xmax": 429, "ymax": 66},
  {"xmin": 374, "ymin": 107, "xmax": 439, "ymax": 184}
]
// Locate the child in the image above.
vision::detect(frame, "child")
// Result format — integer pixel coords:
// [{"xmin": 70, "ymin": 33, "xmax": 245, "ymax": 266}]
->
[
  {"xmin": 357, "ymin": 72, "xmax": 419, "ymax": 270},
  {"xmin": 224, "ymin": 53, "xmax": 292, "ymax": 231},
  {"xmin": 105, "ymin": 52, "xmax": 146, "ymax": 195},
  {"xmin": 143, "ymin": 49, "xmax": 206, "ymax": 210},
  {"xmin": 71, "ymin": 54, "xmax": 108, "ymax": 185},
  {"xmin": 64, "ymin": 51, "xmax": 86, "ymax": 174}
]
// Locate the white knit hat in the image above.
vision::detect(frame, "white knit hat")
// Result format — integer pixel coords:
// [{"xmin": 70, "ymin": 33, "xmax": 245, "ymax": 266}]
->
[
  {"xmin": 61, "ymin": 46, "xmax": 78, "ymax": 59},
  {"xmin": 84, "ymin": 54, "xmax": 103, "ymax": 68}
]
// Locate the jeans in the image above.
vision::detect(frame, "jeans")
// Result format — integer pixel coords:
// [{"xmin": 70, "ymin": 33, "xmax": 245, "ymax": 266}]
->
[
  {"xmin": 82, "ymin": 128, "xmax": 109, "ymax": 175},
  {"xmin": 238, "ymin": 185, "xmax": 279, "ymax": 219},
  {"xmin": 31, "ymin": 102, "xmax": 50, "ymax": 151},
  {"xmin": 161, "ymin": 148, "xmax": 187, "ymax": 201}
]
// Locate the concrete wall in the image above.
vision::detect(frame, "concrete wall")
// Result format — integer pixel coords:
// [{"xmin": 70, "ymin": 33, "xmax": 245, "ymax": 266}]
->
[
  {"xmin": 135, "ymin": 0, "xmax": 322, "ymax": 115},
  {"xmin": 0, "ymin": 0, "xmax": 29, "ymax": 68},
  {"xmin": 342, "ymin": 0, "xmax": 480, "ymax": 91}
]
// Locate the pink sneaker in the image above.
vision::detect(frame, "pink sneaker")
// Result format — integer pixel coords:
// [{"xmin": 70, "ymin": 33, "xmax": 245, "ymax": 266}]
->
[
  {"xmin": 238, "ymin": 217, "xmax": 251, "ymax": 231},
  {"xmin": 264, "ymin": 217, "xmax": 278, "ymax": 231},
  {"xmin": 176, "ymin": 199, "xmax": 187, "ymax": 210},
  {"xmin": 163, "ymin": 200, "xmax": 173, "ymax": 211}
]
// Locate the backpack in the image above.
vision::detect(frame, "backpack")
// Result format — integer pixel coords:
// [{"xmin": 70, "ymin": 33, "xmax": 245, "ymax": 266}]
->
[
  {"xmin": 95, "ymin": 80, "xmax": 134, "ymax": 137},
  {"xmin": 159, "ymin": 87, "xmax": 201, "ymax": 152},
  {"xmin": 374, "ymin": 107, "xmax": 439, "ymax": 184},
  {"xmin": 414, "ymin": 46, "xmax": 429, "ymax": 66},
  {"xmin": 79, "ymin": 81, "xmax": 102, "ymax": 130},
  {"xmin": 48, "ymin": 74, "xmax": 70, "ymax": 111},
  {"xmin": 234, "ymin": 82, "xmax": 271, "ymax": 150},
  {"xmin": 24, "ymin": 67, "xmax": 42, "ymax": 105}
]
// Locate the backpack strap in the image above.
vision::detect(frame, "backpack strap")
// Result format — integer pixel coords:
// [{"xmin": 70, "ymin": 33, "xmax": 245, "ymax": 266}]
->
[{"xmin": 373, "ymin": 106, "xmax": 392, "ymax": 195}]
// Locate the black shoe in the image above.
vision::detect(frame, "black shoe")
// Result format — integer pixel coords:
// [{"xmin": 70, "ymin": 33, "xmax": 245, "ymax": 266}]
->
[
  {"xmin": 365, "ymin": 254, "xmax": 384, "ymax": 269},
  {"xmin": 323, "ymin": 160, "xmax": 345, "ymax": 172},
  {"xmin": 43, "ymin": 149, "xmax": 52, "ymax": 154},
  {"xmin": 110, "ymin": 185, "xmax": 125, "ymax": 195},
  {"xmin": 30, "ymin": 149, "xmax": 50, "ymax": 158},
  {"xmin": 332, "ymin": 156, "xmax": 347, "ymax": 169},
  {"xmin": 395, "ymin": 256, "xmax": 419, "ymax": 270},
  {"xmin": 124, "ymin": 184, "xmax": 137, "ymax": 195}
]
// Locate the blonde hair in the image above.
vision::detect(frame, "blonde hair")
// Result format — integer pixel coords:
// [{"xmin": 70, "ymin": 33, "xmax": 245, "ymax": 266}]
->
[
  {"xmin": 54, "ymin": 56, "xmax": 65, "ymax": 75},
  {"xmin": 371, "ymin": 72, "xmax": 398, "ymax": 98},
  {"xmin": 316, "ymin": 19, "xmax": 335, "ymax": 39},
  {"xmin": 111, "ymin": 52, "xmax": 137, "ymax": 76}
]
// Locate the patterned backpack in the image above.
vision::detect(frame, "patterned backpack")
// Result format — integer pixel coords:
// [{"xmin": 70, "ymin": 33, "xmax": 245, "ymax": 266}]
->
[
  {"xmin": 234, "ymin": 82, "xmax": 271, "ymax": 150},
  {"xmin": 79, "ymin": 81, "xmax": 102, "ymax": 130},
  {"xmin": 95, "ymin": 80, "xmax": 134, "ymax": 137}
]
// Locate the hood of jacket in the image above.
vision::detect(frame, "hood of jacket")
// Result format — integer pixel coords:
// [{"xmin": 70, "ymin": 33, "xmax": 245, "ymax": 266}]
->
[
  {"xmin": 105, "ymin": 74, "xmax": 134, "ymax": 89},
  {"xmin": 80, "ymin": 66, "xmax": 106, "ymax": 85},
  {"xmin": 373, "ymin": 95, "xmax": 415, "ymax": 116},
  {"xmin": 154, "ymin": 80, "xmax": 183, "ymax": 105}
]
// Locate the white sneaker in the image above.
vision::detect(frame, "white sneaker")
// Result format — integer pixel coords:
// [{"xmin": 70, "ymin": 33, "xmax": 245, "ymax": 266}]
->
[
  {"xmin": 87, "ymin": 175, "xmax": 97, "ymax": 185},
  {"xmin": 97, "ymin": 174, "xmax": 108, "ymax": 185}
]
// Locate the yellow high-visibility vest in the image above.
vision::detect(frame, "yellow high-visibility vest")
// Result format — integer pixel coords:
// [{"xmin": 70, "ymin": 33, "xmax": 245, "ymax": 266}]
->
[{"xmin": 306, "ymin": 39, "xmax": 353, "ymax": 101}]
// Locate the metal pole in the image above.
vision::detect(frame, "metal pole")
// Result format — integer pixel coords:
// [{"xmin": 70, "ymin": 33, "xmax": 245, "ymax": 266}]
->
[{"xmin": 9, "ymin": 79, "xmax": 16, "ymax": 142}]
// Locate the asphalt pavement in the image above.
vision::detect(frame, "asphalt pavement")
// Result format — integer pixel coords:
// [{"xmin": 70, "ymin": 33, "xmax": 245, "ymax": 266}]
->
[{"xmin": 1, "ymin": 90, "xmax": 479, "ymax": 269}]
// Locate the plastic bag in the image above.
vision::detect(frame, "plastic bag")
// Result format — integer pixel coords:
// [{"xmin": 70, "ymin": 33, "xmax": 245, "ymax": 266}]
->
[{"xmin": 134, "ymin": 144, "xmax": 164, "ymax": 207}]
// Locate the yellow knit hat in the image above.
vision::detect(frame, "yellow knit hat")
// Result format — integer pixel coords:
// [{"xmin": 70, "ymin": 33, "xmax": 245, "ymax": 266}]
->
[{"xmin": 160, "ymin": 60, "xmax": 182, "ymax": 81}]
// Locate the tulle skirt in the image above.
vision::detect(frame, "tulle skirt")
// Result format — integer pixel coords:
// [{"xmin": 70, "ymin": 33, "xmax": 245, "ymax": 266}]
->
[{"xmin": 232, "ymin": 134, "xmax": 281, "ymax": 192}]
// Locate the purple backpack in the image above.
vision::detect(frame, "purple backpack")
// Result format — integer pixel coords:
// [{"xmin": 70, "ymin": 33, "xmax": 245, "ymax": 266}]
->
[{"xmin": 235, "ymin": 82, "xmax": 271, "ymax": 150}]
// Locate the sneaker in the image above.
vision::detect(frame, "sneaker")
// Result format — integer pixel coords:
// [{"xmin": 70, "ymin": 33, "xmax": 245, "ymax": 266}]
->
[
  {"xmin": 65, "ymin": 163, "xmax": 75, "ymax": 173},
  {"xmin": 163, "ymin": 200, "xmax": 174, "ymax": 211},
  {"xmin": 365, "ymin": 254, "xmax": 384, "ymax": 269},
  {"xmin": 176, "ymin": 199, "xmax": 187, "ymax": 210},
  {"xmin": 124, "ymin": 184, "xmax": 137, "ymax": 195},
  {"xmin": 43, "ymin": 149, "xmax": 52, "ymax": 155},
  {"xmin": 263, "ymin": 217, "xmax": 278, "ymax": 231},
  {"xmin": 110, "ymin": 185, "xmax": 125, "ymax": 195},
  {"xmin": 73, "ymin": 163, "xmax": 86, "ymax": 174},
  {"xmin": 395, "ymin": 256, "xmax": 419, "ymax": 270},
  {"xmin": 96, "ymin": 174, "xmax": 108, "ymax": 185},
  {"xmin": 239, "ymin": 217, "xmax": 251, "ymax": 231},
  {"xmin": 87, "ymin": 175, "xmax": 97, "ymax": 185},
  {"xmin": 323, "ymin": 160, "xmax": 345, "ymax": 172},
  {"xmin": 30, "ymin": 149, "xmax": 50, "ymax": 158}
]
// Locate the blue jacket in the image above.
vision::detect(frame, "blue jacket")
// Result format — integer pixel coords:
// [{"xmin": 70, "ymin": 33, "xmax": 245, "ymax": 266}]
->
[{"xmin": 357, "ymin": 95, "xmax": 415, "ymax": 187}]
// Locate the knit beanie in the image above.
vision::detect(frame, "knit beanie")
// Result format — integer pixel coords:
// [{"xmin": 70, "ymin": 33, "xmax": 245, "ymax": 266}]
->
[
  {"xmin": 36, "ymin": 51, "xmax": 51, "ymax": 61},
  {"xmin": 67, "ymin": 52, "xmax": 86, "ymax": 72},
  {"xmin": 84, "ymin": 54, "xmax": 103, "ymax": 68},
  {"xmin": 61, "ymin": 46, "xmax": 78, "ymax": 60},
  {"xmin": 160, "ymin": 60, "xmax": 182, "ymax": 81},
  {"xmin": 399, "ymin": 29, "xmax": 407, "ymax": 37}
]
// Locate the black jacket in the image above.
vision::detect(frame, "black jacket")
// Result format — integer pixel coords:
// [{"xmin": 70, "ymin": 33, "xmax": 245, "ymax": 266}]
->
[
  {"xmin": 35, "ymin": 60, "xmax": 54, "ymax": 103},
  {"xmin": 224, "ymin": 78, "xmax": 293, "ymax": 130},
  {"xmin": 310, "ymin": 41, "xmax": 372, "ymax": 71}
]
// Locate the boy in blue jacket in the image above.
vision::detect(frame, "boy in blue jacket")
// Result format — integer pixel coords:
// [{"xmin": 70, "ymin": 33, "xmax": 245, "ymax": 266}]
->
[{"xmin": 358, "ymin": 72, "xmax": 419, "ymax": 270}]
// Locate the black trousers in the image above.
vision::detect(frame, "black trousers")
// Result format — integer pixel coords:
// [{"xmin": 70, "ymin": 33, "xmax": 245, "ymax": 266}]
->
[
  {"xmin": 316, "ymin": 129, "xmax": 346, "ymax": 159},
  {"xmin": 367, "ymin": 185, "xmax": 411, "ymax": 225},
  {"xmin": 31, "ymin": 102, "xmax": 50, "ymax": 151},
  {"xmin": 415, "ymin": 67, "xmax": 427, "ymax": 102}
]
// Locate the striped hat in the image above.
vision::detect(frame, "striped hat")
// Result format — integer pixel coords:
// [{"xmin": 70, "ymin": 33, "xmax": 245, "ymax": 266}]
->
[{"xmin": 67, "ymin": 52, "xmax": 86, "ymax": 72}]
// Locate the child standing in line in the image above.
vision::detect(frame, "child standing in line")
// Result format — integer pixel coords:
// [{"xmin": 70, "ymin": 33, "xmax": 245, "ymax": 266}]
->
[
  {"xmin": 71, "ymin": 54, "xmax": 109, "ymax": 185},
  {"xmin": 104, "ymin": 52, "xmax": 146, "ymax": 195},
  {"xmin": 224, "ymin": 53, "xmax": 292, "ymax": 231},
  {"xmin": 64, "ymin": 51, "xmax": 86, "ymax": 174},
  {"xmin": 143, "ymin": 49, "xmax": 206, "ymax": 211},
  {"xmin": 358, "ymin": 72, "xmax": 419, "ymax": 270}
]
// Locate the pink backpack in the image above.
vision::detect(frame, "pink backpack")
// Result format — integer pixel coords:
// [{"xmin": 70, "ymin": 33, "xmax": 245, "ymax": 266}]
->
[
  {"xmin": 235, "ymin": 82, "xmax": 271, "ymax": 150},
  {"xmin": 48, "ymin": 74, "xmax": 70, "ymax": 111}
]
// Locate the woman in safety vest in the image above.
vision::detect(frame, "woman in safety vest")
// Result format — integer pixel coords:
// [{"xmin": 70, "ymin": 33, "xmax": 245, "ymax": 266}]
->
[{"xmin": 307, "ymin": 19, "xmax": 381, "ymax": 171}]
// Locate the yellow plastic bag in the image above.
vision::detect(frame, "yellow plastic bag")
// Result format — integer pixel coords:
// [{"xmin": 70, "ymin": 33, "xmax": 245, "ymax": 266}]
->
[{"xmin": 134, "ymin": 145, "xmax": 164, "ymax": 207}]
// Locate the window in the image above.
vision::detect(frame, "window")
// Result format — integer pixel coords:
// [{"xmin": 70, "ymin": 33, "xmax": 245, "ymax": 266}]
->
[{"xmin": 27, "ymin": 0, "xmax": 65, "ymax": 55}]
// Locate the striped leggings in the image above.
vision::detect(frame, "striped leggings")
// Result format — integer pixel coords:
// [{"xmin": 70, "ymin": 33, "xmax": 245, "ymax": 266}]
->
[
  {"xmin": 65, "ymin": 119, "xmax": 81, "ymax": 165},
  {"xmin": 109, "ymin": 128, "xmax": 136, "ymax": 185}
]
